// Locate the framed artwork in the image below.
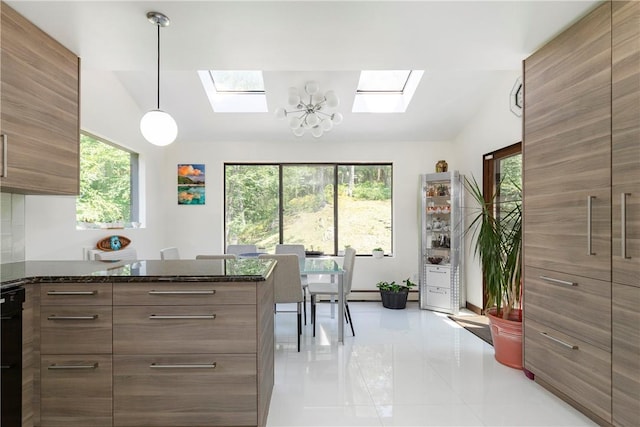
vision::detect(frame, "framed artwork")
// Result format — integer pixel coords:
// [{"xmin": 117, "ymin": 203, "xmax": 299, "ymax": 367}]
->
[{"xmin": 177, "ymin": 164, "xmax": 205, "ymax": 205}]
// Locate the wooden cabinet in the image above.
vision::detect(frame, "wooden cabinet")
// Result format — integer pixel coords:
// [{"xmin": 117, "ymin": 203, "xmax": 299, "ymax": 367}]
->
[
  {"xmin": 523, "ymin": 2, "xmax": 614, "ymax": 424},
  {"xmin": 523, "ymin": 1, "xmax": 611, "ymax": 282},
  {"xmin": 38, "ymin": 283, "xmax": 112, "ymax": 427},
  {"xmin": 612, "ymin": 1, "xmax": 640, "ymax": 288},
  {"xmin": 112, "ymin": 279, "xmax": 274, "ymax": 427},
  {"xmin": 0, "ymin": 2, "xmax": 80, "ymax": 195},
  {"xmin": 612, "ymin": 283, "xmax": 640, "ymax": 426}
]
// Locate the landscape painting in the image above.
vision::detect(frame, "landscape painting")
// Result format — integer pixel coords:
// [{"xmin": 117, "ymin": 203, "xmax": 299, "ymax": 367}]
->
[{"xmin": 177, "ymin": 164, "xmax": 205, "ymax": 205}]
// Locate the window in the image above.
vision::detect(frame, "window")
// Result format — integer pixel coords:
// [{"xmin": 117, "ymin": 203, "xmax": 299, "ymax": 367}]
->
[
  {"xmin": 198, "ymin": 70, "xmax": 268, "ymax": 112},
  {"xmin": 76, "ymin": 133, "xmax": 139, "ymax": 229},
  {"xmin": 225, "ymin": 163, "xmax": 393, "ymax": 255},
  {"xmin": 352, "ymin": 70, "xmax": 424, "ymax": 113},
  {"xmin": 482, "ymin": 142, "xmax": 522, "ymax": 306}
]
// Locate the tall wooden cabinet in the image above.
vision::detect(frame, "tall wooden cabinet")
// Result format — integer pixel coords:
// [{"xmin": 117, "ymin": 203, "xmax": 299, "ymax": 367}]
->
[
  {"xmin": 612, "ymin": 2, "xmax": 640, "ymax": 426},
  {"xmin": 0, "ymin": 2, "xmax": 80, "ymax": 195},
  {"xmin": 524, "ymin": 2, "xmax": 639, "ymax": 426}
]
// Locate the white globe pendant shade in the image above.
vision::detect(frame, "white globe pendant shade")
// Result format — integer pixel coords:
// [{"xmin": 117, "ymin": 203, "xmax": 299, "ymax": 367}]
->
[
  {"xmin": 321, "ymin": 119, "xmax": 333, "ymax": 131},
  {"xmin": 140, "ymin": 110, "xmax": 178, "ymax": 146},
  {"xmin": 311, "ymin": 126, "xmax": 323, "ymax": 138},
  {"xmin": 276, "ymin": 81, "xmax": 342, "ymax": 138},
  {"xmin": 325, "ymin": 90, "xmax": 339, "ymax": 108},
  {"xmin": 332, "ymin": 112, "xmax": 344, "ymax": 125},
  {"xmin": 274, "ymin": 107, "xmax": 287, "ymax": 119},
  {"xmin": 292, "ymin": 127, "xmax": 305, "ymax": 137},
  {"xmin": 305, "ymin": 81, "xmax": 320, "ymax": 95},
  {"xmin": 305, "ymin": 112, "xmax": 319, "ymax": 127}
]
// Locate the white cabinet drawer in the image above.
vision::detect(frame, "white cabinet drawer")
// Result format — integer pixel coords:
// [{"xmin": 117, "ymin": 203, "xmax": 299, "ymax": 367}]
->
[
  {"xmin": 426, "ymin": 265, "xmax": 450, "ymax": 288},
  {"xmin": 425, "ymin": 286, "xmax": 450, "ymax": 310}
]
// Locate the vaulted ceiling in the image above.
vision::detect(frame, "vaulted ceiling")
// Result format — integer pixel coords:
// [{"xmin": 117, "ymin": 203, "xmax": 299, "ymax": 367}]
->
[{"xmin": 7, "ymin": 1, "xmax": 600, "ymax": 143}]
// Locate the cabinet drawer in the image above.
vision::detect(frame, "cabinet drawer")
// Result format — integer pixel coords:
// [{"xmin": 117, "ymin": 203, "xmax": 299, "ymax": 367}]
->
[
  {"xmin": 524, "ymin": 266, "xmax": 611, "ymax": 351},
  {"xmin": 41, "ymin": 283, "xmax": 112, "ymax": 305},
  {"xmin": 114, "ymin": 354, "xmax": 257, "ymax": 426},
  {"xmin": 524, "ymin": 318, "xmax": 611, "ymax": 422},
  {"xmin": 425, "ymin": 286, "xmax": 450, "ymax": 310},
  {"xmin": 114, "ymin": 305, "xmax": 256, "ymax": 354},
  {"xmin": 41, "ymin": 306, "xmax": 112, "ymax": 354},
  {"xmin": 40, "ymin": 355, "xmax": 112, "ymax": 427},
  {"xmin": 426, "ymin": 265, "xmax": 450, "ymax": 288},
  {"xmin": 113, "ymin": 281, "xmax": 256, "ymax": 305}
]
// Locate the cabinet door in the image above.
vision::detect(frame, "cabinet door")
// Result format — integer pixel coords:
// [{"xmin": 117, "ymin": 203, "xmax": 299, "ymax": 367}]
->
[
  {"xmin": 114, "ymin": 354, "xmax": 257, "ymax": 427},
  {"xmin": 523, "ymin": 2, "xmax": 611, "ymax": 281},
  {"xmin": 612, "ymin": 283, "xmax": 640, "ymax": 426},
  {"xmin": 0, "ymin": 3, "xmax": 79, "ymax": 195},
  {"xmin": 612, "ymin": 1, "xmax": 640, "ymax": 287},
  {"xmin": 40, "ymin": 355, "xmax": 112, "ymax": 427}
]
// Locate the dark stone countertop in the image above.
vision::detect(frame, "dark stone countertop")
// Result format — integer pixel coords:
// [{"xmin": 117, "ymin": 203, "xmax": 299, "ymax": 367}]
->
[{"xmin": 0, "ymin": 259, "xmax": 276, "ymax": 290}]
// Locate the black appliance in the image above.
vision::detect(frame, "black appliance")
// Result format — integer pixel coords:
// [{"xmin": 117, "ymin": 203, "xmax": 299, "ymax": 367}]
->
[{"xmin": 1, "ymin": 286, "xmax": 25, "ymax": 427}]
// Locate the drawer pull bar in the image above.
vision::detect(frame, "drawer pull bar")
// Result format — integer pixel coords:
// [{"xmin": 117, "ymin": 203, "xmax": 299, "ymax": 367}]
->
[
  {"xmin": 47, "ymin": 315, "xmax": 98, "ymax": 320},
  {"xmin": 428, "ymin": 289, "xmax": 447, "ymax": 294},
  {"xmin": 47, "ymin": 290, "xmax": 97, "ymax": 296},
  {"xmin": 149, "ymin": 314, "xmax": 216, "ymax": 320},
  {"xmin": 1, "ymin": 134, "xmax": 7, "ymax": 178},
  {"xmin": 539, "ymin": 332, "xmax": 578, "ymax": 350},
  {"xmin": 150, "ymin": 362, "xmax": 216, "ymax": 369},
  {"xmin": 621, "ymin": 193, "xmax": 630, "ymax": 260},
  {"xmin": 539, "ymin": 276, "xmax": 577, "ymax": 287},
  {"xmin": 48, "ymin": 363, "xmax": 98, "ymax": 370},
  {"xmin": 148, "ymin": 290, "xmax": 215, "ymax": 295},
  {"xmin": 587, "ymin": 195, "xmax": 595, "ymax": 256},
  {"xmin": 427, "ymin": 271, "xmax": 447, "ymax": 274}
]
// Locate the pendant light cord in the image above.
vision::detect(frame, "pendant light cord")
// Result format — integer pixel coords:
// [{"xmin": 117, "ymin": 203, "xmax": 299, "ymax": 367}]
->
[{"xmin": 156, "ymin": 24, "xmax": 161, "ymax": 110}]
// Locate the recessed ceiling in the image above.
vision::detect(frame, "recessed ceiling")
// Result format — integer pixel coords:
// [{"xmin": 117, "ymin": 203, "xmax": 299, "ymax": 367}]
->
[{"xmin": 7, "ymin": 1, "xmax": 601, "ymax": 144}]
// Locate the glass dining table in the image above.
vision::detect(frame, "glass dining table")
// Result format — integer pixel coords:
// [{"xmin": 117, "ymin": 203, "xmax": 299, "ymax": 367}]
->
[{"xmin": 300, "ymin": 257, "xmax": 346, "ymax": 344}]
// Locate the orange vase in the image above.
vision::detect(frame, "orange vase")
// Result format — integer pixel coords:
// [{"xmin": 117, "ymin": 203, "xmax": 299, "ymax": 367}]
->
[{"xmin": 486, "ymin": 308, "xmax": 523, "ymax": 369}]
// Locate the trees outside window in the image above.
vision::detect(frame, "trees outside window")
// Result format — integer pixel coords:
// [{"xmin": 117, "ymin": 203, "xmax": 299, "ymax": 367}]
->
[
  {"xmin": 76, "ymin": 133, "xmax": 138, "ymax": 228},
  {"xmin": 225, "ymin": 163, "xmax": 392, "ymax": 255}
]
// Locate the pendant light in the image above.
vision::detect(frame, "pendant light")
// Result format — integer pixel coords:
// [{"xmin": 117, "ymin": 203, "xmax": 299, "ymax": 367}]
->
[{"xmin": 140, "ymin": 11, "xmax": 177, "ymax": 146}]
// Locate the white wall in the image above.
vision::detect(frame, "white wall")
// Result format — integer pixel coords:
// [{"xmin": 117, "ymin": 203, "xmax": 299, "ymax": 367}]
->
[
  {"xmin": 161, "ymin": 139, "xmax": 454, "ymax": 294},
  {"xmin": 453, "ymin": 70, "xmax": 523, "ymax": 309},
  {"xmin": 21, "ymin": 68, "xmax": 522, "ymax": 305}
]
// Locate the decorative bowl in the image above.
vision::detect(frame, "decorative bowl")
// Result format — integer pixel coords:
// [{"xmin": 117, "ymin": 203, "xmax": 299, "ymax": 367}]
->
[{"xmin": 427, "ymin": 256, "xmax": 443, "ymax": 264}]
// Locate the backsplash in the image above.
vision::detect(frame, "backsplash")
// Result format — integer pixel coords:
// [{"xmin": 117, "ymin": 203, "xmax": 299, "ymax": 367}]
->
[{"xmin": 0, "ymin": 193, "xmax": 26, "ymax": 263}]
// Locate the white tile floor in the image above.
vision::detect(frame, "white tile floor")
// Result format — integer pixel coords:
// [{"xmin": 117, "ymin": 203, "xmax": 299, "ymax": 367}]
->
[{"xmin": 267, "ymin": 302, "xmax": 597, "ymax": 427}]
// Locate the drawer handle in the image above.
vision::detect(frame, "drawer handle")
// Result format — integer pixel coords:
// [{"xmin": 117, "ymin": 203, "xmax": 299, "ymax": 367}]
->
[
  {"xmin": 587, "ymin": 195, "xmax": 595, "ymax": 256},
  {"xmin": 621, "ymin": 193, "xmax": 630, "ymax": 260},
  {"xmin": 428, "ymin": 271, "xmax": 447, "ymax": 274},
  {"xmin": 47, "ymin": 315, "xmax": 99, "ymax": 320},
  {"xmin": 428, "ymin": 289, "xmax": 447, "ymax": 294},
  {"xmin": 150, "ymin": 362, "xmax": 216, "ymax": 369},
  {"xmin": 148, "ymin": 290, "xmax": 215, "ymax": 295},
  {"xmin": 148, "ymin": 314, "xmax": 216, "ymax": 320},
  {"xmin": 539, "ymin": 276, "xmax": 577, "ymax": 287},
  {"xmin": 48, "ymin": 363, "xmax": 99, "ymax": 370},
  {"xmin": 1, "ymin": 133, "xmax": 7, "ymax": 178},
  {"xmin": 47, "ymin": 290, "xmax": 98, "ymax": 296},
  {"xmin": 539, "ymin": 332, "xmax": 578, "ymax": 350}
]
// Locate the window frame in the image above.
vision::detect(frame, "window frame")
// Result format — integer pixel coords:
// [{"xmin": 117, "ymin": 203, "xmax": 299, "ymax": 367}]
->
[{"xmin": 224, "ymin": 162, "xmax": 394, "ymax": 256}]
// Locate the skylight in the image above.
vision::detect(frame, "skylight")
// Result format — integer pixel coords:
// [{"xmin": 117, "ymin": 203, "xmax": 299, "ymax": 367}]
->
[
  {"xmin": 357, "ymin": 70, "xmax": 412, "ymax": 93},
  {"xmin": 352, "ymin": 70, "xmax": 424, "ymax": 113},
  {"xmin": 198, "ymin": 70, "xmax": 268, "ymax": 113},
  {"xmin": 209, "ymin": 70, "xmax": 265, "ymax": 92}
]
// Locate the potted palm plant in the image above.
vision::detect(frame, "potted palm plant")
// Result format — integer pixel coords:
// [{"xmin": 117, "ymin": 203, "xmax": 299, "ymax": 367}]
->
[
  {"xmin": 376, "ymin": 278, "xmax": 416, "ymax": 309},
  {"xmin": 465, "ymin": 176, "xmax": 522, "ymax": 369}
]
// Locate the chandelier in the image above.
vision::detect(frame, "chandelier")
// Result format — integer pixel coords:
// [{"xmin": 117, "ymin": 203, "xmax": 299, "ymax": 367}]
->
[{"xmin": 275, "ymin": 81, "xmax": 343, "ymax": 137}]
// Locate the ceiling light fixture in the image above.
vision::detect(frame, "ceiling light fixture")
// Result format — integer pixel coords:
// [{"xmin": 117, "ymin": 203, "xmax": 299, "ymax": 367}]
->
[
  {"xmin": 140, "ymin": 11, "xmax": 177, "ymax": 146},
  {"xmin": 275, "ymin": 81, "xmax": 343, "ymax": 138}
]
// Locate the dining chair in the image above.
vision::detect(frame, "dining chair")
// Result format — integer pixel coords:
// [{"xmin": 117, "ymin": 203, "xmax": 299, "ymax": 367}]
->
[
  {"xmin": 225, "ymin": 244, "xmax": 258, "ymax": 256},
  {"xmin": 275, "ymin": 244, "xmax": 309, "ymax": 324},
  {"xmin": 308, "ymin": 247, "xmax": 356, "ymax": 338},
  {"xmin": 258, "ymin": 254, "xmax": 304, "ymax": 352},
  {"xmin": 94, "ymin": 248, "xmax": 137, "ymax": 261},
  {"xmin": 195, "ymin": 254, "xmax": 236, "ymax": 260},
  {"xmin": 160, "ymin": 247, "xmax": 180, "ymax": 260}
]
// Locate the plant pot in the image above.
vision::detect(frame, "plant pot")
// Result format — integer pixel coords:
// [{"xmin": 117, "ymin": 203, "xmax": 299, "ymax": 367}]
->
[
  {"xmin": 486, "ymin": 308, "xmax": 522, "ymax": 369},
  {"xmin": 372, "ymin": 250, "xmax": 384, "ymax": 259},
  {"xmin": 380, "ymin": 290, "xmax": 408, "ymax": 309}
]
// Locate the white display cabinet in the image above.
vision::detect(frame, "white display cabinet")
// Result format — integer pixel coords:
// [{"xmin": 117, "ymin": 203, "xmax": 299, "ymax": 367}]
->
[{"xmin": 419, "ymin": 171, "xmax": 465, "ymax": 314}]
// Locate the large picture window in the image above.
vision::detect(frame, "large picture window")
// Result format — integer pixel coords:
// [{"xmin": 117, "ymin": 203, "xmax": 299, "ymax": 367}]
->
[
  {"xmin": 76, "ymin": 133, "xmax": 139, "ymax": 229},
  {"xmin": 225, "ymin": 163, "xmax": 393, "ymax": 255}
]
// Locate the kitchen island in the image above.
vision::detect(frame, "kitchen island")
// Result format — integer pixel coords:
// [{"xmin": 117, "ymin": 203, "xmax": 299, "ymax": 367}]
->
[{"xmin": 1, "ymin": 259, "xmax": 276, "ymax": 427}]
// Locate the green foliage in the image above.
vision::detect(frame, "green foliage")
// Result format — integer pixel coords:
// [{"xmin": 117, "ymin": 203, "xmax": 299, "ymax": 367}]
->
[
  {"xmin": 465, "ymin": 175, "xmax": 522, "ymax": 319},
  {"xmin": 373, "ymin": 247, "xmax": 383, "ymax": 251},
  {"xmin": 376, "ymin": 278, "xmax": 416, "ymax": 293},
  {"xmin": 352, "ymin": 181, "xmax": 391, "ymax": 200},
  {"xmin": 76, "ymin": 134, "xmax": 132, "ymax": 223}
]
